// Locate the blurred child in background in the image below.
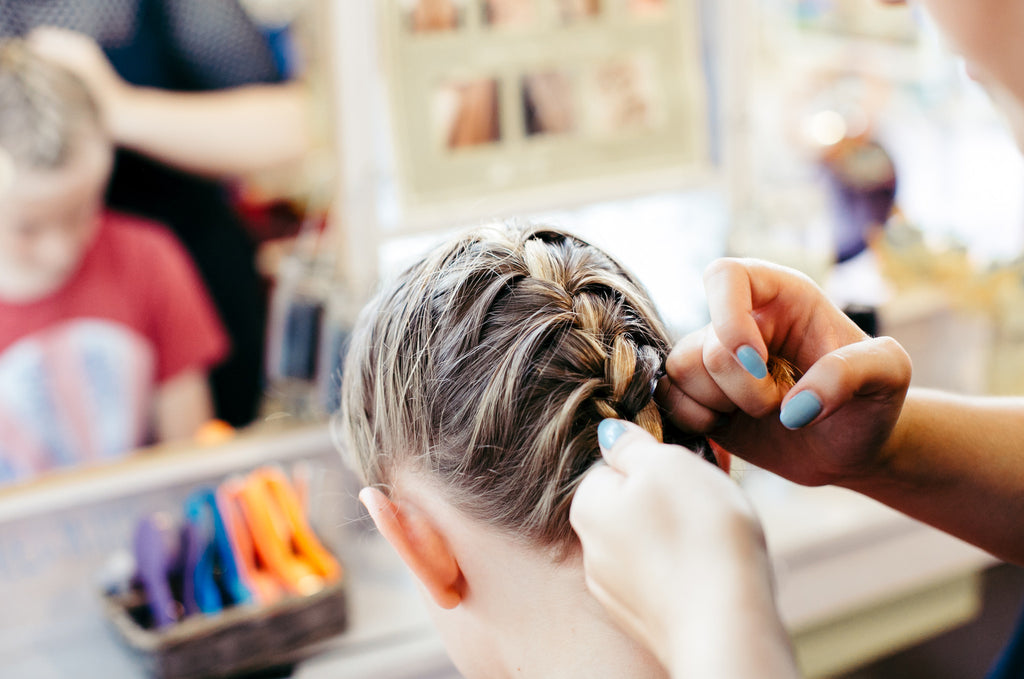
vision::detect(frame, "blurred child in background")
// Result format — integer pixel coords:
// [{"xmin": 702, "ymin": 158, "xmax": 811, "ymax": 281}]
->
[{"xmin": 0, "ymin": 42, "xmax": 228, "ymax": 484}]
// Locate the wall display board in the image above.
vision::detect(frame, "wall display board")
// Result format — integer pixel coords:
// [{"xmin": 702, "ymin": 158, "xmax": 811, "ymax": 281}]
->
[
  {"xmin": 382, "ymin": 0, "xmax": 710, "ymax": 218},
  {"xmin": 794, "ymin": 0, "xmax": 919, "ymax": 43}
]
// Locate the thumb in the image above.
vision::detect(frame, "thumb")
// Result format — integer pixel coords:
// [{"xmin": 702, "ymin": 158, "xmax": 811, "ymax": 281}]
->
[
  {"xmin": 780, "ymin": 336, "xmax": 912, "ymax": 429},
  {"xmin": 596, "ymin": 419, "xmax": 661, "ymax": 474}
]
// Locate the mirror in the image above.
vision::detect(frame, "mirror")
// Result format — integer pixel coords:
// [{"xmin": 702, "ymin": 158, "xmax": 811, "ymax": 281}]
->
[{"xmin": 0, "ymin": 0, "xmax": 340, "ymax": 491}]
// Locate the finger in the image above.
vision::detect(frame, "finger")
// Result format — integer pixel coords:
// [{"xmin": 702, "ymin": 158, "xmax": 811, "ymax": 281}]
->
[
  {"xmin": 27, "ymin": 26, "xmax": 78, "ymax": 50},
  {"xmin": 703, "ymin": 258, "xmax": 772, "ymax": 377},
  {"xmin": 595, "ymin": 420, "xmax": 663, "ymax": 474},
  {"xmin": 569, "ymin": 463, "xmax": 624, "ymax": 533},
  {"xmin": 27, "ymin": 28, "xmax": 88, "ymax": 68},
  {"xmin": 704, "ymin": 258, "xmax": 872, "ymax": 368},
  {"xmin": 780, "ymin": 336, "xmax": 912, "ymax": 429},
  {"xmin": 704, "ymin": 258, "xmax": 846, "ymax": 373},
  {"xmin": 657, "ymin": 382, "xmax": 725, "ymax": 433},
  {"xmin": 701, "ymin": 325, "xmax": 787, "ymax": 419},
  {"xmin": 662, "ymin": 326, "xmax": 739, "ymax": 414},
  {"xmin": 28, "ymin": 28, "xmax": 106, "ymax": 69}
]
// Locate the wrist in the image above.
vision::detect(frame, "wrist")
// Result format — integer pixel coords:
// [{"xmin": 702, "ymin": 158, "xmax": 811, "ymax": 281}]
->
[
  {"xmin": 661, "ymin": 508, "xmax": 776, "ymax": 672},
  {"xmin": 103, "ymin": 84, "xmax": 149, "ymax": 149},
  {"xmin": 665, "ymin": 537, "xmax": 791, "ymax": 679},
  {"xmin": 840, "ymin": 392, "xmax": 917, "ymax": 498}
]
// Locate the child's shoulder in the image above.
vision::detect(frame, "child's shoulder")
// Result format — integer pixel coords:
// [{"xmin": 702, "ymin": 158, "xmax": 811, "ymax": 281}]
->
[
  {"xmin": 100, "ymin": 211, "xmax": 187, "ymax": 256},
  {"xmin": 93, "ymin": 212, "xmax": 206, "ymax": 301},
  {"xmin": 96, "ymin": 211, "xmax": 197, "ymax": 279}
]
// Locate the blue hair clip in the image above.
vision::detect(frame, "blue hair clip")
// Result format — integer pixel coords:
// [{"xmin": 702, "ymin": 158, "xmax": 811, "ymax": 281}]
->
[{"xmin": 183, "ymin": 489, "xmax": 253, "ymax": 616}]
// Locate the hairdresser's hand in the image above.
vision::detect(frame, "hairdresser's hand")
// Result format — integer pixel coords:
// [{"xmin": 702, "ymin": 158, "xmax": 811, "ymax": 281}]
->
[
  {"xmin": 28, "ymin": 27, "xmax": 132, "ymax": 134},
  {"xmin": 659, "ymin": 258, "xmax": 911, "ymax": 487},
  {"xmin": 570, "ymin": 420, "xmax": 798, "ymax": 679},
  {"xmin": 29, "ymin": 27, "xmax": 309, "ymax": 176}
]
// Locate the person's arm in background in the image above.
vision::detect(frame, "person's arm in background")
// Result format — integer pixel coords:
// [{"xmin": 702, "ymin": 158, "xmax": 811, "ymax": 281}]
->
[
  {"xmin": 660, "ymin": 257, "xmax": 1024, "ymax": 564},
  {"xmin": 570, "ymin": 421, "xmax": 800, "ymax": 679},
  {"xmin": 28, "ymin": 27, "xmax": 311, "ymax": 177},
  {"xmin": 154, "ymin": 369, "xmax": 216, "ymax": 442}
]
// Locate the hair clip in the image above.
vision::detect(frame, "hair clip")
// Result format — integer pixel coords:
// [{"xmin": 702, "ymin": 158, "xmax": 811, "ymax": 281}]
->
[
  {"xmin": 649, "ymin": 363, "xmax": 667, "ymax": 398},
  {"xmin": 133, "ymin": 513, "xmax": 183, "ymax": 629}
]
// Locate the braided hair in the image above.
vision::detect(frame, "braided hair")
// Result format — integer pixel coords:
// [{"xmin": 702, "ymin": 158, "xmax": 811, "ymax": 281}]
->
[{"xmin": 341, "ymin": 224, "xmax": 711, "ymax": 553}]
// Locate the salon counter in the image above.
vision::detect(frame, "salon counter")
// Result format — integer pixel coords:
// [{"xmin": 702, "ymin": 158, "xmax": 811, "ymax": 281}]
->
[
  {"xmin": 0, "ymin": 424, "xmax": 997, "ymax": 679},
  {"xmin": 746, "ymin": 470, "xmax": 998, "ymax": 677},
  {"xmin": 0, "ymin": 424, "xmax": 460, "ymax": 679}
]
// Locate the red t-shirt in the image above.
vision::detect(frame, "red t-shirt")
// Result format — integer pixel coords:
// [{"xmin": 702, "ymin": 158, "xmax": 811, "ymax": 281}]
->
[{"xmin": 0, "ymin": 212, "xmax": 229, "ymax": 482}]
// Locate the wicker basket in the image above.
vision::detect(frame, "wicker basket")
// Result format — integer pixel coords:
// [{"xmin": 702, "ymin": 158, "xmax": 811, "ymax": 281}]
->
[{"xmin": 102, "ymin": 580, "xmax": 348, "ymax": 679}]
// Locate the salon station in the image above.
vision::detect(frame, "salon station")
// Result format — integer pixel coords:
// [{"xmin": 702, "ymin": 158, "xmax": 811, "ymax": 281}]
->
[{"xmin": 1, "ymin": 1, "xmax": 1022, "ymax": 678}]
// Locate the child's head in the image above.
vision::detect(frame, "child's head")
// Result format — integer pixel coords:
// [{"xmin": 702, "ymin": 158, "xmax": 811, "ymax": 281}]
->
[
  {"xmin": 0, "ymin": 41, "xmax": 112, "ymax": 303},
  {"xmin": 341, "ymin": 224, "xmax": 711, "ymax": 676}
]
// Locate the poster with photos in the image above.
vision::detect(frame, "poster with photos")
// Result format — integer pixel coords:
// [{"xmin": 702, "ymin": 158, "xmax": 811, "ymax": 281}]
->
[
  {"xmin": 385, "ymin": 0, "xmax": 708, "ymax": 216},
  {"xmin": 795, "ymin": 0, "xmax": 919, "ymax": 43}
]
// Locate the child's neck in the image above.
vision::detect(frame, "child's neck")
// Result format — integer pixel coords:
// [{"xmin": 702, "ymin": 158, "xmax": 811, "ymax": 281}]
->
[
  {"xmin": 434, "ymin": 517, "xmax": 669, "ymax": 679},
  {"xmin": 0, "ymin": 274, "xmax": 59, "ymax": 305}
]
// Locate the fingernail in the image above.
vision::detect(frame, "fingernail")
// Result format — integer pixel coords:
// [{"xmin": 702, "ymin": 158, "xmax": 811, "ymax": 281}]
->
[
  {"xmin": 780, "ymin": 391, "xmax": 822, "ymax": 430},
  {"xmin": 598, "ymin": 419, "xmax": 627, "ymax": 450},
  {"xmin": 736, "ymin": 345, "xmax": 768, "ymax": 379}
]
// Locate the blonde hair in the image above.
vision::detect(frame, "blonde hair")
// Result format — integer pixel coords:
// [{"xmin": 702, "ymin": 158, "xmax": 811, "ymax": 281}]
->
[
  {"xmin": 341, "ymin": 224, "xmax": 709, "ymax": 551},
  {"xmin": 0, "ymin": 40, "xmax": 104, "ymax": 170}
]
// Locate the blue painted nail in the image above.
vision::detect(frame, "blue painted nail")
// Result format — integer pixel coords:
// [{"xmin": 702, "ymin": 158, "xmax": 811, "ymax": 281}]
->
[
  {"xmin": 780, "ymin": 391, "xmax": 822, "ymax": 430},
  {"xmin": 598, "ymin": 419, "xmax": 627, "ymax": 450},
  {"xmin": 736, "ymin": 345, "xmax": 768, "ymax": 379}
]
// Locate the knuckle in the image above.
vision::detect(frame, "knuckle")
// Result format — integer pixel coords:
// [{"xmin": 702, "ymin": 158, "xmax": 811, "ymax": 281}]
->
[
  {"xmin": 703, "ymin": 342, "xmax": 735, "ymax": 375},
  {"xmin": 875, "ymin": 335, "xmax": 913, "ymax": 382},
  {"xmin": 659, "ymin": 385, "xmax": 688, "ymax": 419},
  {"xmin": 673, "ymin": 394, "xmax": 719, "ymax": 433},
  {"xmin": 713, "ymin": 317, "xmax": 748, "ymax": 345},
  {"xmin": 876, "ymin": 334, "xmax": 911, "ymax": 361},
  {"xmin": 568, "ymin": 503, "xmax": 585, "ymax": 529},
  {"xmin": 760, "ymin": 257, "xmax": 814, "ymax": 285},
  {"xmin": 665, "ymin": 333, "xmax": 703, "ymax": 377},
  {"xmin": 746, "ymin": 395, "xmax": 778, "ymax": 419},
  {"xmin": 690, "ymin": 408, "xmax": 720, "ymax": 434},
  {"xmin": 664, "ymin": 349, "xmax": 686, "ymax": 379},
  {"xmin": 665, "ymin": 408, "xmax": 701, "ymax": 435},
  {"xmin": 702, "ymin": 257, "xmax": 740, "ymax": 283},
  {"xmin": 825, "ymin": 349, "xmax": 855, "ymax": 378}
]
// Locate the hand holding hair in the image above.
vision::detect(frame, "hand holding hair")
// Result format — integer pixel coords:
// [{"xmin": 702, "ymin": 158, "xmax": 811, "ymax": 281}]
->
[
  {"xmin": 27, "ymin": 26, "xmax": 310, "ymax": 176},
  {"xmin": 658, "ymin": 257, "xmax": 912, "ymax": 488},
  {"xmin": 570, "ymin": 419, "xmax": 800, "ymax": 679},
  {"xmin": 27, "ymin": 27, "xmax": 131, "ymax": 132},
  {"xmin": 661, "ymin": 258, "xmax": 1024, "ymax": 565}
]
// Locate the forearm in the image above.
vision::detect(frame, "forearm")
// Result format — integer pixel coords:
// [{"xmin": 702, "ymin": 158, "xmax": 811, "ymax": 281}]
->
[
  {"xmin": 844, "ymin": 388, "xmax": 1024, "ymax": 563},
  {"xmin": 154, "ymin": 370, "xmax": 215, "ymax": 442},
  {"xmin": 111, "ymin": 82, "xmax": 311, "ymax": 177}
]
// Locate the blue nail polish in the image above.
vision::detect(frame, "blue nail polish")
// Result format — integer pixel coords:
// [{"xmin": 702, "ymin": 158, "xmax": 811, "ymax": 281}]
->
[
  {"xmin": 736, "ymin": 345, "xmax": 768, "ymax": 379},
  {"xmin": 780, "ymin": 391, "xmax": 822, "ymax": 430},
  {"xmin": 598, "ymin": 419, "xmax": 627, "ymax": 450}
]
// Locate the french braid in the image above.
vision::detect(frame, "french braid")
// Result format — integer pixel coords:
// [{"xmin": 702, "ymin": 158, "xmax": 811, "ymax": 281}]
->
[{"xmin": 341, "ymin": 224, "xmax": 712, "ymax": 554}]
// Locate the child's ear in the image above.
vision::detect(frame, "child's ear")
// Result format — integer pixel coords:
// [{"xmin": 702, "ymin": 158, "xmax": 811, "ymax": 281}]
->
[
  {"xmin": 709, "ymin": 440, "xmax": 732, "ymax": 476},
  {"xmin": 359, "ymin": 487, "xmax": 463, "ymax": 609}
]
